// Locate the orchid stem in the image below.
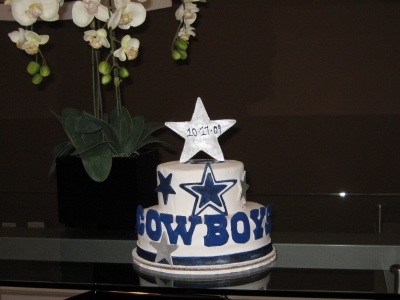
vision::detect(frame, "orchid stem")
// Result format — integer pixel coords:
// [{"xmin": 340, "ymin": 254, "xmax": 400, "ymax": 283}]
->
[
  {"xmin": 91, "ymin": 20, "xmax": 102, "ymax": 119},
  {"xmin": 108, "ymin": 0, "xmax": 122, "ymax": 116}
]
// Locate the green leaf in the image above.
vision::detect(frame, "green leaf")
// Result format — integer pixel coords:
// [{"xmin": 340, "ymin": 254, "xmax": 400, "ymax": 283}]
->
[
  {"xmin": 123, "ymin": 116, "xmax": 144, "ymax": 154},
  {"xmin": 111, "ymin": 114, "xmax": 129, "ymax": 148},
  {"xmin": 62, "ymin": 114, "xmax": 101, "ymax": 153},
  {"xmin": 82, "ymin": 112, "xmax": 121, "ymax": 154},
  {"xmin": 132, "ymin": 135, "xmax": 171, "ymax": 155},
  {"xmin": 50, "ymin": 110, "xmax": 62, "ymax": 124},
  {"xmin": 75, "ymin": 117, "xmax": 102, "ymax": 134},
  {"xmin": 69, "ymin": 140, "xmax": 104, "ymax": 156},
  {"xmin": 115, "ymin": 116, "xmax": 129, "ymax": 148},
  {"xmin": 80, "ymin": 144, "xmax": 112, "ymax": 182},
  {"xmin": 110, "ymin": 106, "xmax": 133, "ymax": 131},
  {"xmin": 138, "ymin": 122, "xmax": 165, "ymax": 144},
  {"xmin": 61, "ymin": 107, "xmax": 82, "ymax": 119},
  {"xmin": 62, "ymin": 115, "xmax": 85, "ymax": 149},
  {"xmin": 48, "ymin": 142, "xmax": 75, "ymax": 177},
  {"xmin": 52, "ymin": 141, "xmax": 75, "ymax": 158}
]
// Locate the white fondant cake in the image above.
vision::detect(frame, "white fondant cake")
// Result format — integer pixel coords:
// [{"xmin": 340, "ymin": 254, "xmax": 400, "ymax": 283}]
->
[{"xmin": 132, "ymin": 160, "xmax": 276, "ymax": 275}]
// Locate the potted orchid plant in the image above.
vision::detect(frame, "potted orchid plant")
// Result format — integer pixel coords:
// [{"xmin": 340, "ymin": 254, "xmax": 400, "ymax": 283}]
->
[
  {"xmin": 5, "ymin": 0, "xmax": 206, "ymax": 228},
  {"xmin": 6, "ymin": 0, "xmax": 206, "ymax": 182}
]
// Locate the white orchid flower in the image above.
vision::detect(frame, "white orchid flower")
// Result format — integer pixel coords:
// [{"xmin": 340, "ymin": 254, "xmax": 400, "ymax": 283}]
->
[
  {"xmin": 8, "ymin": 28, "xmax": 27, "ymax": 49},
  {"xmin": 107, "ymin": 0, "xmax": 146, "ymax": 30},
  {"xmin": 113, "ymin": 35, "xmax": 139, "ymax": 61},
  {"xmin": 84, "ymin": 29, "xmax": 110, "ymax": 49},
  {"xmin": 20, "ymin": 30, "xmax": 49, "ymax": 55},
  {"xmin": 178, "ymin": 25, "xmax": 196, "ymax": 41},
  {"xmin": 11, "ymin": 0, "xmax": 60, "ymax": 26},
  {"xmin": 175, "ymin": 2, "xmax": 199, "ymax": 25},
  {"xmin": 72, "ymin": 0, "xmax": 109, "ymax": 28}
]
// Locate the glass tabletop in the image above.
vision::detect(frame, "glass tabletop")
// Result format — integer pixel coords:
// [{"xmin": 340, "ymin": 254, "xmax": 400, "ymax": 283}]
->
[
  {"xmin": 1, "ymin": 193, "xmax": 399, "ymax": 299},
  {"xmin": 0, "ymin": 229, "xmax": 399, "ymax": 299},
  {"xmin": 0, "ymin": 259, "xmax": 391, "ymax": 299}
]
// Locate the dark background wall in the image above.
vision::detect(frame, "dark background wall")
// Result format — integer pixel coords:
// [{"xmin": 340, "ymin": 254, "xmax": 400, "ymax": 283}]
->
[{"xmin": 1, "ymin": 0, "xmax": 400, "ymax": 228}]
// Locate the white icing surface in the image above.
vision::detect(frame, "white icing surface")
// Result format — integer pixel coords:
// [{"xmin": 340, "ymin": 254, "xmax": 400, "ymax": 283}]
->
[{"xmin": 156, "ymin": 160, "xmax": 245, "ymax": 215}]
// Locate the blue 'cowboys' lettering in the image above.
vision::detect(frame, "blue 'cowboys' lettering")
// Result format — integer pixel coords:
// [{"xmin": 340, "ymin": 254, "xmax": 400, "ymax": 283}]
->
[{"xmin": 136, "ymin": 205, "xmax": 272, "ymax": 247}]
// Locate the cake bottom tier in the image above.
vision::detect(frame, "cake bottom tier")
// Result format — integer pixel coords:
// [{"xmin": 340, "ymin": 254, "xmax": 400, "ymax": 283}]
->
[
  {"xmin": 133, "ymin": 201, "xmax": 276, "ymax": 275},
  {"xmin": 133, "ymin": 245, "xmax": 276, "ymax": 275}
]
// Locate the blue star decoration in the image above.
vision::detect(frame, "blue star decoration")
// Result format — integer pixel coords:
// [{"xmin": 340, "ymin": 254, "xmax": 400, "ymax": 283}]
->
[
  {"xmin": 165, "ymin": 97, "xmax": 236, "ymax": 163},
  {"xmin": 150, "ymin": 232, "xmax": 178, "ymax": 265},
  {"xmin": 180, "ymin": 162, "xmax": 237, "ymax": 216},
  {"xmin": 154, "ymin": 171, "xmax": 176, "ymax": 205}
]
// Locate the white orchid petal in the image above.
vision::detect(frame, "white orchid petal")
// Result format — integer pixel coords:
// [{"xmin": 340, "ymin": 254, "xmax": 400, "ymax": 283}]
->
[
  {"xmin": 97, "ymin": 29, "xmax": 107, "ymax": 38},
  {"xmin": 83, "ymin": 30, "xmax": 97, "ymax": 41},
  {"xmin": 46, "ymin": 14, "xmax": 59, "ymax": 21},
  {"xmin": 126, "ymin": 2, "xmax": 146, "ymax": 27},
  {"xmin": 39, "ymin": 35, "xmax": 50, "ymax": 44},
  {"xmin": 175, "ymin": 4, "xmax": 184, "ymax": 21},
  {"xmin": 95, "ymin": 4, "xmax": 109, "ymax": 22},
  {"xmin": 38, "ymin": 0, "xmax": 59, "ymax": 20},
  {"xmin": 184, "ymin": 13, "xmax": 196, "ymax": 25},
  {"xmin": 24, "ymin": 30, "xmax": 40, "ymax": 42},
  {"xmin": 72, "ymin": 1, "xmax": 94, "ymax": 27},
  {"xmin": 8, "ymin": 28, "xmax": 25, "ymax": 44},
  {"xmin": 127, "ymin": 38, "xmax": 139, "ymax": 49},
  {"xmin": 117, "ymin": 24, "xmax": 130, "ymax": 30},
  {"xmin": 12, "ymin": 1, "xmax": 36, "ymax": 26},
  {"xmin": 120, "ymin": 35, "xmax": 131, "ymax": 46},
  {"xmin": 8, "ymin": 31, "xmax": 20, "ymax": 43},
  {"xmin": 113, "ymin": 48, "xmax": 126, "ymax": 61},
  {"xmin": 113, "ymin": 0, "xmax": 129, "ymax": 10},
  {"xmin": 107, "ymin": 9, "xmax": 122, "ymax": 29},
  {"xmin": 101, "ymin": 37, "xmax": 110, "ymax": 48}
]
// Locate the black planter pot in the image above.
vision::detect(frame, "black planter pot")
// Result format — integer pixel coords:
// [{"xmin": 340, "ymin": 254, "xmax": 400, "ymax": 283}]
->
[{"xmin": 56, "ymin": 149, "xmax": 159, "ymax": 230}]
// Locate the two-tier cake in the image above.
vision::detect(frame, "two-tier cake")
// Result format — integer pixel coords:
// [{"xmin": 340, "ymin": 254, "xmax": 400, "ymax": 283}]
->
[{"xmin": 132, "ymin": 98, "xmax": 276, "ymax": 275}]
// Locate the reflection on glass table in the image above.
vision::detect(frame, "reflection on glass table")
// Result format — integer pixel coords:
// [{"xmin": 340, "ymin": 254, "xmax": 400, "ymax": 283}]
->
[{"xmin": 0, "ymin": 193, "xmax": 399, "ymax": 299}]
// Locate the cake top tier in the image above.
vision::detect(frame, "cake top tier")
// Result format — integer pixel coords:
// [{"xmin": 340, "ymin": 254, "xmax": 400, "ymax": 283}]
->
[{"xmin": 165, "ymin": 97, "xmax": 236, "ymax": 163}]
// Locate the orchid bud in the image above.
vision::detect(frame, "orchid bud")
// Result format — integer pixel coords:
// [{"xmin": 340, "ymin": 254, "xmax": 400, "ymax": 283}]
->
[
  {"xmin": 98, "ymin": 61, "xmax": 111, "ymax": 75},
  {"xmin": 27, "ymin": 61, "xmax": 40, "ymax": 75},
  {"xmin": 32, "ymin": 73, "xmax": 43, "ymax": 84},
  {"xmin": 119, "ymin": 67, "xmax": 129, "ymax": 78},
  {"xmin": 171, "ymin": 50, "xmax": 181, "ymax": 60},
  {"xmin": 175, "ymin": 39, "xmax": 188, "ymax": 51},
  {"xmin": 40, "ymin": 65, "xmax": 51, "ymax": 77},
  {"xmin": 179, "ymin": 50, "xmax": 188, "ymax": 60},
  {"xmin": 101, "ymin": 74, "xmax": 112, "ymax": 85}
]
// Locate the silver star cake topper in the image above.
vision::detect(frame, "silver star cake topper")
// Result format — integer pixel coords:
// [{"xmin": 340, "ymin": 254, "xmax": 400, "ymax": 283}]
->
[{"xmin": 165, "ymin": 97, "xmax": 236, "ymax": 163}]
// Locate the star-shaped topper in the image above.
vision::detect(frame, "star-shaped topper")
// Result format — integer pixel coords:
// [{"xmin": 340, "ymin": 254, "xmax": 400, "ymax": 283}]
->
[
  {"xmin": 150, "ymin": 232, "xmax": 178, "ymax": 265},
  {"xmin": 165, "ymin": 97, "xmax": 236, "ymax": 163},
  {"xmin": 180, "ymin": 162, "xmax": 237, "ymax": 216}
]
